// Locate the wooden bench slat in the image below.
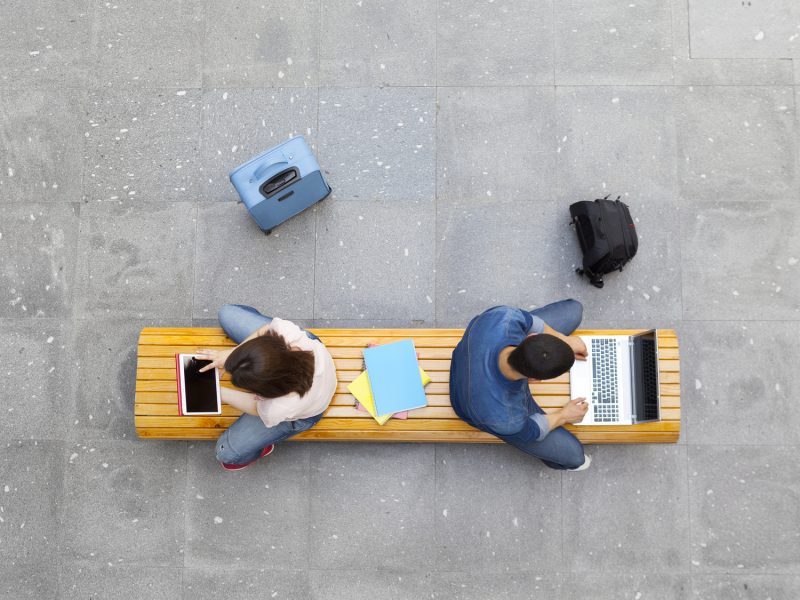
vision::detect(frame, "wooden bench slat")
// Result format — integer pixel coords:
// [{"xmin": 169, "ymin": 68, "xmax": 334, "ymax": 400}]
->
[
  {"xmin": 136, "ymin": 414, "xmax": 681, "ymax": 435},
  {"xmin": 140, "ymin": 328, "xmax": 468, "ymax": 338},
  {"xmin": 134, "ymin": 378, "xmax": 683, "ymax": 401},
  {"xmin": 137, "ymin": 427, "xmax": 681, "ymax": 443},
  {"xmin": 139, "ymin": 328, "xmax": 677, "ymax": 345},
  {"xmin": 139, "ymin": 334, "xmax": 468, "ymax": 348},
  {"xmin": 134, "ymin": 392, "xmax": 681, "ymax": 417},
  {"xmin": 136, "ymin": 345, "xmax": 460, "ymax": 360},
  {"xmin": 137, "ymin": 344, "xmax": 681, "ymax": 373},
  {"xmin": 136, "ymin": 359, "xmax": 683, "ymax": 387},
  {"xmin": 134, "ymin": 402, "xmax": 681, "ymax": 423},
  {"xmin": 140, "ymin": 327, "xmax": 677, "ymax": 338},
  {"xmin": 135, "ymin": 389, "xmax": 681, "ymax": 410},
  {"xmin": 137, "ymin": 344, "xmax": 680, "ymax": 361}
]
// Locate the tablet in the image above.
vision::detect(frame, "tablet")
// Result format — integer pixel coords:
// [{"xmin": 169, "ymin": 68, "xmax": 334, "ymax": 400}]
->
[{"xmin": 176, "ymin": 354, "xmax": 222, "ymax": 416}]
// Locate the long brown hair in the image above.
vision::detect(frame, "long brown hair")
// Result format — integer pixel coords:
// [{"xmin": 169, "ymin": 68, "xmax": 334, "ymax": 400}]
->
[{"xmin": 224, "ymin": 331, "xmax": 315, "ymax": 398}]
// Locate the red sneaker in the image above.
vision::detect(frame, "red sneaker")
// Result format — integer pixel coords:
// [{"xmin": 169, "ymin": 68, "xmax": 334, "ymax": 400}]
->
[{"xmin": 220, "ymin": 445, "xmax": 274, "ymax": 471}]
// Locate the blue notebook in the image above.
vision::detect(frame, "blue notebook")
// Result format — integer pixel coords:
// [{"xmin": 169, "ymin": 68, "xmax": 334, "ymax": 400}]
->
[{"xmin": 363, "ymin": 339, "xmax": 428, "ymax": 415}]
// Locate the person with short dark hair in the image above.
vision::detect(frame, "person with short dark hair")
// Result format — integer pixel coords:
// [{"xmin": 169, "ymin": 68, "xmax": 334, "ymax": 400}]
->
[
  {"xmin": 196, "ymin": 304, "xmax": 336, "ymax": 471},
  {"xmin": 449, "ymin": 300, "xmax": 591, "ymax": 471}
]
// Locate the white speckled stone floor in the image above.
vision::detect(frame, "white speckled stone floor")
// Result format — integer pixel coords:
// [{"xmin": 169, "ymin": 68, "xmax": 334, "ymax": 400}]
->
[{"xmin": 1, "ymin": 1, "xmax": 800, "ymax": 598}]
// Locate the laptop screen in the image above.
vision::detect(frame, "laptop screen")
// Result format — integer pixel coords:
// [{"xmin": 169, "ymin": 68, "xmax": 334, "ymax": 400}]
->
[{"xmin": 632, "ymin": 330, "xmax": 660, "ymax": 422}]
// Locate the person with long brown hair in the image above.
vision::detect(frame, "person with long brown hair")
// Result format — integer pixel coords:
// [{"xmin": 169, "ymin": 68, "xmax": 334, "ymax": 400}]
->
[{"xmin": 196, "ymin": 304, "xmax": 336, "ymax": 470}]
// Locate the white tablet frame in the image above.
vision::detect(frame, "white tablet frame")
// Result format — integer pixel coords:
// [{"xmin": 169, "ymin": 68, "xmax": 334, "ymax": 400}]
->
[{"xmin": 176, "ymin": 354, "xmax": 222, "ymax": 416}]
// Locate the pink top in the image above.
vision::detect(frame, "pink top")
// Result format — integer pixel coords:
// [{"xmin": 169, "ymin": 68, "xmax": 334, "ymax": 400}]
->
[{"xmin": 255, "ymin": 318, "xmax": 337, "ymax": 428}]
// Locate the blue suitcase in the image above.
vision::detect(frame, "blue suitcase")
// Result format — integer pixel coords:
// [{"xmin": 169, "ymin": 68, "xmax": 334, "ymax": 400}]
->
[{"xmin": 229, "ymin": 136, "xmax": 331, "ymax": 234}]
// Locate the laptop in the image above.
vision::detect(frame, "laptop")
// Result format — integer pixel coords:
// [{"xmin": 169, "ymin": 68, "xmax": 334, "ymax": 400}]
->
[{"xmin": 568, "ymin": 330, "xmax": 660, "ymax": 425}]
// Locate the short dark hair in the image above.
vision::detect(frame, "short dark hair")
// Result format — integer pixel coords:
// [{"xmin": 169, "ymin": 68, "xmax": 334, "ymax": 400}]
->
[
  {"xmin": 224, "ymin": 331, "xmax": 315, "ymax": 398},
  {"xmin": 507, "ymin": 334, "xmax": 574, "ymax": 380}
]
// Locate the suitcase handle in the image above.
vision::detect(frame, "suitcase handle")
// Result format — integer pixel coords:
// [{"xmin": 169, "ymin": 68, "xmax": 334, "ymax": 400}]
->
[
  {"xmin": 260, "ymin": 168, "xmax": 299, "ymax": 198},
  {"xmin": 252, "ymin": 154, "xmax": 289, "ymax": 181}
]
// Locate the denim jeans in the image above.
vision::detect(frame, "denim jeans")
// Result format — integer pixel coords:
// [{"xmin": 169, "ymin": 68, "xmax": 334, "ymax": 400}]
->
[
  {"xmin": 214, "ymin": 304, "xmax": 322, "ymax": 464},
  {"xmin": 498, "ymin": 299, "xmax": 586, "ymax": 470}
]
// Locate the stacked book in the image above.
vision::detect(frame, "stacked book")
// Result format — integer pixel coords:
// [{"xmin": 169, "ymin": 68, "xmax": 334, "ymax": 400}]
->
[{"xmin": 347, "ymin": 339, "xmax": 430, "ymax": 425}]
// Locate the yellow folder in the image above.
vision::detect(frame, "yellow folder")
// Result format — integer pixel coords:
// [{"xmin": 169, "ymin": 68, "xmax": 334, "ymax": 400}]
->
[{"xmin": 348, "ymin": 368, "xmax": 431, "ymax": 426}]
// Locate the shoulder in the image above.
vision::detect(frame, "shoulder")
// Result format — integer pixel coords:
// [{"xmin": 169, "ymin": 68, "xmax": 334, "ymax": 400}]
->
[
  {"xmin": 466, "ymin": 306, "xmax": 530, "ymax": 337},
  {"xmin": 269, "ymin": 318, "xmax": 309, "ymax": 344}
]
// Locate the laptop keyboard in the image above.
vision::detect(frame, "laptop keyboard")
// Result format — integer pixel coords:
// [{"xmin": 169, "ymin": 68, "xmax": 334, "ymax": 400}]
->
[
  {"xmin": 591, "ymin": 338, "xmax": 620, "ymax": 422},
  {"xmin": 641, "ymin": 338, "xmax": 659, "ymax": 420}
]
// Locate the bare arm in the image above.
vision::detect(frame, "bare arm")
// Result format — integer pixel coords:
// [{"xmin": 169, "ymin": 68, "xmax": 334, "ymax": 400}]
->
[
  {"xmin": 240, "ymin": 322, "xmax": 272, "ymax": 345},
  {"xmin": 542, "ymin": 324, "xmax": 587, "ymax": 361},
  {"xmin": 545, "ymin": 397, "xmax": 589, "ymax": 430},
  {"xmin": 197, "ymin": 322, "xmax": 273, "ymax": 372},
  {"xmin": 221, "ymin": 387, "xmax": 259, "ymax": 416}
]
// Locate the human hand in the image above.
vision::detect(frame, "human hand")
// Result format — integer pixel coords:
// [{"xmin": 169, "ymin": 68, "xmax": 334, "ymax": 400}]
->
[
  {"xmin": 567, "ymin": 335, "xmax": 588, "ymax": 361},
  {"xmin": 195, "ymin": 349, "xmax": 231, "ymax": 373},
  {"xmin": 559, "ymin": 397, "xmax": 589, "ymax": 424}
]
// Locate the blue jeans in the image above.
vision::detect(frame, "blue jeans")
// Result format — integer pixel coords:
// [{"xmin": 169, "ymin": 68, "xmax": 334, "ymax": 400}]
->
[
  {"xmin": 500, "ymin": 299, "xmax": 586, "ymax": 470},
  {"xmin": 214, "ymin": 304, "xmax": 322, "ymax": 465}
]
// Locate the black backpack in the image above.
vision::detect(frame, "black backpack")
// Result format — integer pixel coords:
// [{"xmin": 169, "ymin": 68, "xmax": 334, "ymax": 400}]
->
[{"xmin": 569, "ymin": 196, "xmax": 638, "ymax": 289}]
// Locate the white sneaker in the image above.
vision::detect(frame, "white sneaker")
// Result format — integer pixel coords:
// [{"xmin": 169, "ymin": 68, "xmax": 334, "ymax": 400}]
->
[{"xmin": 568, "ymin": 453, "xmax": 592, "ymax": 472}]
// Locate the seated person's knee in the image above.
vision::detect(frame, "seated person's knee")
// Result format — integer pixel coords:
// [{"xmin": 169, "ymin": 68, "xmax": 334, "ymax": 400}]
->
[
  {"xmin": 563, "ymin": 445, "xmax": 586, "ymax": 470},
  {"xmin": 217, "ymin": 304, "xmax": 237, "ymax": 324},
  {"xmin": 567, "ymin": 298, "xmax": 583, "ymax": 323},
  {"xmin": 215, "ymin": 436, "xmax": 236, "ymax": 464}
]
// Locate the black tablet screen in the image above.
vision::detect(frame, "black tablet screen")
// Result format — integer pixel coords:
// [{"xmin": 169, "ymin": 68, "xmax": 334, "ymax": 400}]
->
[{"xmin": 183, "ymin": 357, "xmax": 218, "ymax": 413}]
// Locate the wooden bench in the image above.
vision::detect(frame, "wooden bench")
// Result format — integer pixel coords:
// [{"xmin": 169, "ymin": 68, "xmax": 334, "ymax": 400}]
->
[{"xmin": 135, "ymin": 328, "xmax": 680, "ymax": 444}]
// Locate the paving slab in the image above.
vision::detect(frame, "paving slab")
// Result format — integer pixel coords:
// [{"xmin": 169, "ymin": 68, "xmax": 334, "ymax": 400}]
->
[
  {"xmin": 308, "ymin": 443, "xmax": 435, "ymax": 570},
  {"xmin": 556, "ymin": 86, "xmax": 676, "ymax": 203},
  {"xmin": 0, "ymin": 0, "xmax": 90, "ymax": 87},
  {"xmin": 0, "ymin": 564, "xmax": 58, "ymax": 600},
  {"xmin": 433, "ymin": 571, "xmax": 563, "ymax": 600},
  {"xmin": 434, "ymin": 444, "xmax": 562, "ymax": 573},
  {"xmin": 556, "ymin": 86, "xmax": 681, "ymax": 323},
  {"xmin": 185, "ymin": 442, "xmax": 311, "ymax": 569},
  {"xmin": 318, "ymin": 87, "xmax": 435, "ymax": 202},
  {"xmin": 314, "ymin": 199, "xmax": 435, "ymax": 321},
  {"xmin": 437, "ymin": 86, "xmax": 555, "ymax": 203},
  {"xmin": 59, "ymin": 440, "xmax": 186, "ymax": 565},
  {"xmin": 308, "ymin": 570, "xmax": 434, "ymax": 600},
  {"xmin": 436, "ymin": 199, "xmax": 580, "ymax": 325},
  {"xmin": 554, "ymin": 0, "xmax": 673, "ymax": 85},
  {"xmin": 194, "ymin": 201, "xmax": 316, "ymax": 320},
  {"xmin": 319, "ymin": 0, "xmax": 436, "ymax": 86},
  {"xmin": 89, "ymin": 0, "xmax": 202, "ymax": 88},
  {"xmin": 0, "ymin": 89, "xmax": 85, "ymax": 203},
  {"xmin": 203, "ymin": 0, "xmax": 319, "ymax": 88},
  {"xmin": 75, "ymin": 202, "xmax": 195, "ymax": 318},
  {"xmin": 562, "ymin": 573, "xmax": 690, "ymax": 600},
  {"xmin": 0, "ymin": 440, "xmax": 64, "ymax": 564},
  {"xmin": 0, "ymin": 203, "xmax": 79, "ymax": 319},
  {"xmin": 0, "ymin": 320, "xmax": 71, "ymax": 440},
  {"xmin": 670, "ymin": 0, "xmax": 793, "ymax": 85},
  {"xmin": 437, "ymin": 0, "xmax": 554, "ymax": 86},
  {"xmin": 688, "ymin": 0, "xmax": 800, "ymax": 59},
  {"xmin": 200, "ymin": 88, "xmax": 318, "ymax": 202},
  {"xmin": 83, "ymin": 89, "xmax": 202, "ymax": 202},
  {"xmin": 682, "ymin": 321, "xmax": 800, "ymax": 446},
  {"xmin": 690, "ymin": 574, "xmax": 800, "ymax": 600},
  {"xmin": 689, "ymin": 445, "xmax": 800, "ymax": 573},
  {"xmin": 562, "ymin": 445, "xmax": 689, "ymax": 572},
  {"xmin": 68, "ymin": 316, "xmax": 190, "ymax": 442},
  {"xmin": 59, "ymin": 565, "xmax": 181, "ymax": 600},
  {"xmin": 675, "ymin": 86, "xmax": 796, "ymax": 204},
  {"xmin": 681, "ymin": 202, "xmax": 800, "ymax": 320},
  {"xmin": 183, "ymin": 568, "xmax": 310, "ymax": 599}
]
